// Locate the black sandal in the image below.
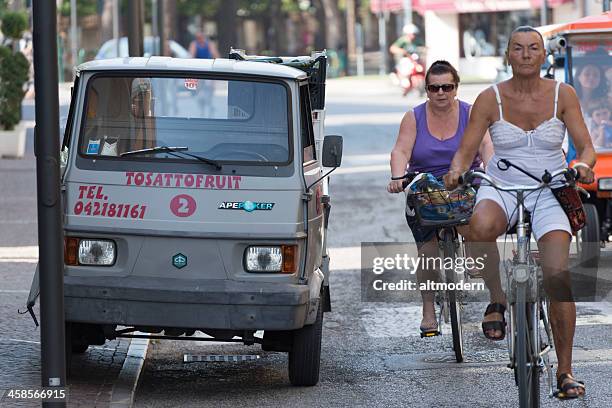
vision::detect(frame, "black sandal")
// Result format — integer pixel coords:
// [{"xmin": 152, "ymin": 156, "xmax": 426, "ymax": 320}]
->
[
  {"xmin": 419, "ymin": 319, "xmax": 440, "ymax": 338},
  {"xmin": 554, "ymin": 373, "xmax": 586, "ymax": 399},
  {"xmin": 482, "ymin": 303, "xmax": 506, "ymax": 341}
]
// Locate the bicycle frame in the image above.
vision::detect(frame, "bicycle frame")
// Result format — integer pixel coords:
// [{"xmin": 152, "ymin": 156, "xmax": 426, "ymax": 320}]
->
[{"xmin": 505, "ymin": 190, "xmax": 555, "ymax": 402}]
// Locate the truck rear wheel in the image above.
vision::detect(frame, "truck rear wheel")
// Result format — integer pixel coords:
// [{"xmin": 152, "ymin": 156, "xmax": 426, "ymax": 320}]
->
[{"xmin": 288, "ymin": 299, "xmax": 323, "ymax": 386}]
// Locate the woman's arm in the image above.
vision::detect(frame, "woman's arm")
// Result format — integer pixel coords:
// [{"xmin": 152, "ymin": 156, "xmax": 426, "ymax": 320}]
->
[
  {"xmin": 209, "ymin": 41, "xmax": 220, "ymax": 59},
  {"xmin": 468, "ymin": 106, "xmax": 494, "ymax": 167},
  {"xmin": 444, "ymin": 90, "xmax": 495, "ymax": 188},
  {"xmin": 387, "ymin": 111, "xmax": 417, "ymax": 193},
  {"xmin": 559, "ymin": 84, "xmax": 596, "ymax": 183},
  {"xmin": 188, "ymin": 41, "xmax": 196, "ymax": 58},
  {"xmin": 478, "ymin": 130, "xmax": 495, "ymax": 168}
]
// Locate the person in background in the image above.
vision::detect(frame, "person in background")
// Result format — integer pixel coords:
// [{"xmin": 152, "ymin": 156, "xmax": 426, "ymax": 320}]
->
[
  {"xmin": 389, "ymin": 24, "xmax": 420, "ymax": 61},
  {"xmin": 574, "ymin": 63, "xmax": 607, "ymax": 108},
  {"xmin": 189, "ymin": 32, "xmax": 219, "ymax": 59},
  {"xmin": 587, "ymin": 99, "xmax": 612, "ymax": 148}
]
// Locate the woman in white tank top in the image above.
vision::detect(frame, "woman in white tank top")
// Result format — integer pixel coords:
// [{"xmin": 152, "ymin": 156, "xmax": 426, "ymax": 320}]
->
[{"xmin": 444, "ymin": 26, "xmax": 595, "ymax": 399}]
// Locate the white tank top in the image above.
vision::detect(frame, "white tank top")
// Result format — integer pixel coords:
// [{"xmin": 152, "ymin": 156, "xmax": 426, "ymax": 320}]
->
[{"xmin": 486, "ymin": 81, "xmax": 567, "ymax": 184}]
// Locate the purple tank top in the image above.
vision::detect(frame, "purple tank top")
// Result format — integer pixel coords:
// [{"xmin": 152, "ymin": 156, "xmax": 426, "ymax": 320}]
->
[{"xmin": 408, "ymin": 100, "xmax": 481, "ymax": 178}]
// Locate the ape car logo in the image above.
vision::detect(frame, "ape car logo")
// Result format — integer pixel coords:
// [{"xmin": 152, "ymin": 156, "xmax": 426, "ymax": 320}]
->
[{"xmin": 172, "ymin": 253, "xmax": 188, "ymax": 269}]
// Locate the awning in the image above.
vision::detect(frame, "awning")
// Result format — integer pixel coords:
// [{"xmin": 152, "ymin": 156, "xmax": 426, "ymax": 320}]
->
[
  {"xmin": 370, "ymin": 0, "xmax": 573, "ymax": 14},
  {"xmin": 538, "ymin": 11, "xmax": 612, "ymax": 37}
]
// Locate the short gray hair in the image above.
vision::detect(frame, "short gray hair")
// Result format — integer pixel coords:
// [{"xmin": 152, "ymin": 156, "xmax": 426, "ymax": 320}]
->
[{"xmin": 506, "ymin": 26, "xmax": 544, "ymax": 54}]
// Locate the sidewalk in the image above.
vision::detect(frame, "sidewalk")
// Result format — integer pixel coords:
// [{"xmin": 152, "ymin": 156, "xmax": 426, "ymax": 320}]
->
[{"xmin": 0, "ymin": 111, "xmax": 144, "ymax": 406}]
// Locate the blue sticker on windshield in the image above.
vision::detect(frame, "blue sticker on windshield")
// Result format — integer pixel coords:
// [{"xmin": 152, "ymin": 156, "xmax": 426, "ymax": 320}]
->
[{"xmin": 87, "ymin": 139, "xmax": 100, "ymax": 155}]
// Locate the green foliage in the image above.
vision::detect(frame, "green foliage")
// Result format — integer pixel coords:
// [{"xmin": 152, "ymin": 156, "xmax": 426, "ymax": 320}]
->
[
  {"xmin": 60, "ymin": 0, "xmax": 99, "ymax": 18},
  {"xmin": 0, "ymin": 46, "xmax": 29, "ymax": 130},
  {"xmin": 177, "ymin": 0, "xmax": 221, "ymax": 19},
  {"xmin": 1, "ymin": 11, "xmax": 27, "ymax": 40}
]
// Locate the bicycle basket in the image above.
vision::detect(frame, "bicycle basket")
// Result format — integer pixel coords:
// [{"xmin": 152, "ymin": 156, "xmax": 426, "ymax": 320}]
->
[{"xmin": 407, "ymin": 188, "xmax": 476, "ymax": 227}]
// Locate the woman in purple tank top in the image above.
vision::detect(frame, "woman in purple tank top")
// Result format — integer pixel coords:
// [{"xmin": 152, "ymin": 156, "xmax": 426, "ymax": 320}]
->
[{"xmin": 387, "ymin": 61, "xmax": 494, "ymax": 335}]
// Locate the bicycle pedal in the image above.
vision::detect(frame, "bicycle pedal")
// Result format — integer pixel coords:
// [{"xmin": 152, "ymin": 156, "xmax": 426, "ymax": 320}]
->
[{"xmin": 420, "ymin": 330, "xmax": 441, "ymax": 338}]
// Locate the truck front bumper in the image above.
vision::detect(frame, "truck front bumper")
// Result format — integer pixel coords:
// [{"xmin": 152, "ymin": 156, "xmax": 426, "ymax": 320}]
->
[{"xmin": 64, "ymin": 276, "xmax": 311, "ymax": 331}]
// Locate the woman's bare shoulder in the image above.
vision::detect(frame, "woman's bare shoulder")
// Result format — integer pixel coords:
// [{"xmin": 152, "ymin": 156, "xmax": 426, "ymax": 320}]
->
[
  {"xmin": 400, "ymin": 109, "xmax": 416, "ymax": 125},
  {"xmin": 471, "ymin": 87, "xmax": 498, "ymax": 115}
]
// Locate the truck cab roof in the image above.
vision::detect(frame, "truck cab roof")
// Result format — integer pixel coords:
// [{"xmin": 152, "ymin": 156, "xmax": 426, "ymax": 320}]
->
[{"xmin": 76, "ymin": 57, "xmax": 308, "ymax": 80}]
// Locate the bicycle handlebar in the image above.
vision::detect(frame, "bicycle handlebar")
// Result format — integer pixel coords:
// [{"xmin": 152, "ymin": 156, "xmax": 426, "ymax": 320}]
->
[
  {"xmin": 391, "ymin": 171, "xmax": 423, "ymax": 190},
  {"xmin": 459, "ymin": 167, "xmax": 577, "ymax": 192}
]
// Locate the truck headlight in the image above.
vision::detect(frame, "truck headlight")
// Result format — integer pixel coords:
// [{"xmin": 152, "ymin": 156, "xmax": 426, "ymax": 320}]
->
[
  {"xmin": 78, "ymin": 239, "xmax": 116, "ymax": 266},
  {"xmin": 244, "ymin": 245, "xmax": 297, "ymax": 273},
  {"xmin": 598, "ymin": 178, "xmax": 612, "ymax": 191}
]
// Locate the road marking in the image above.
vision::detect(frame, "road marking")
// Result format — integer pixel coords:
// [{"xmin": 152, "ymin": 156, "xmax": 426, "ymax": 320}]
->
[
  {"xmin": 325, "ymin": 112, "xmax": 404, "ymax": 126},
  {"xmin": 328, "ymin": 246, "xmax": 363, "ymax": 270},
  {"xmin": 336, "ymin": 164, "xmax": 389, "ymax": 175},
  {"xmin": 0, "ymin": 258, "xmax": 38, "ymax": 263},
  {"xmin": 0, "ymin": 246, "xmax": 38, "ymax": 258},
  {"xmin": 0, "ymin": 245, "xmax": 38, "ymax": 263},
  {"xmin": 110, "ymin": 334, "xmax": 149, "ymax": 408},
  {"xmin": 0, "ymin": 338, "xmax": 40, "ymax": 345},
  {"xmin": 0, "ymin": 289, "xmax": 29, "ymax": 293},
  {"xmin": 0, "ymin": 220, "xmax": 37, "ymax": 224}
]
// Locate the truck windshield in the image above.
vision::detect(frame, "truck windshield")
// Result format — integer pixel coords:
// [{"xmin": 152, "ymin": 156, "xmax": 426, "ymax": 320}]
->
[{"xmin": 79, "ymin": 75, "xmax": 290, "ymax": 163}]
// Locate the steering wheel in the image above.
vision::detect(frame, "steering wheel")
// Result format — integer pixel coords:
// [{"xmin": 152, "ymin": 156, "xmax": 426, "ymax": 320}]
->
[{"xmin": 210, "ymin": 150, "xmax": 269, "ymax": 162}]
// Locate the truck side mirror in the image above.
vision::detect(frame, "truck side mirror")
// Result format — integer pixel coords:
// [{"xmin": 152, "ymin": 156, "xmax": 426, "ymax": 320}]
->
[{"xmin": 322, "ymin": 135, "xmax": 343, "ymax": 168}]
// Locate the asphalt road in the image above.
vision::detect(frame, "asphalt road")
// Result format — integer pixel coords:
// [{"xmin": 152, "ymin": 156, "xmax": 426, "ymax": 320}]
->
[{"xmin": 133, "ymin": 77, "xmax": 612, "ymax": 407}]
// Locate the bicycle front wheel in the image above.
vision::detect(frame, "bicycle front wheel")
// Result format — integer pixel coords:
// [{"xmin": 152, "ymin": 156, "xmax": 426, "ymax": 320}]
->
[
  {"xmin": 515, "ymin": 283, "xmax": 540, "ymax": 408},
  {"xmin": 442, "ymin": 228, "xmax": 463, "ymax": 363}
]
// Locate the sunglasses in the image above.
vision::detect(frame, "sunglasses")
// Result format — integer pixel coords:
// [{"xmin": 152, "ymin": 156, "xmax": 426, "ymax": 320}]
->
[{"xmin": 426, "ymin": 83, "xmax": 456, "ymax": 93}]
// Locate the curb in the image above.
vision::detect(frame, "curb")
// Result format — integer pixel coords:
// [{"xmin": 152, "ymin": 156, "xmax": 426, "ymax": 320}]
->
[{"xmin": 109, "ymin": 334, "xmax": 150, "ymax": 408}]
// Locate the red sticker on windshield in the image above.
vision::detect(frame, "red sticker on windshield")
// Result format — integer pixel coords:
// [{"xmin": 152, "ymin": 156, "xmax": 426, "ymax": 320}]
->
[
  {"xmin": 170, "ymin": 194, "xmax": 197, "ymax": 217},
  {"xmin": 184, "ymin": 78, "xmax": 198, "ymax": 90}
]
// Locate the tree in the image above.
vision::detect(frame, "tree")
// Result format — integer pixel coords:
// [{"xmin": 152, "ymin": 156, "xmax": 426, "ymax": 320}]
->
[
  {"xmin": 0, "ymin": 11, "xmax": 29, "ymax": 130},
  {"xmin": 320, "ymin": 0, "xmax": 343, "ymax": 50},
  {"xmin": 215, "ymin": 0, "xmax": 237, "ymax": 56},
  {"xmin": 100, "ymin": 0, "xmax": 113, "ymax": 43}
]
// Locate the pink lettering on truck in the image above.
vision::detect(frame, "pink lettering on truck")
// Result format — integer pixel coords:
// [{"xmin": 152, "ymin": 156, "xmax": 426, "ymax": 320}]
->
[{"xmin": 125, "ymin": 172, "xmax": 242, "ymax": 190}]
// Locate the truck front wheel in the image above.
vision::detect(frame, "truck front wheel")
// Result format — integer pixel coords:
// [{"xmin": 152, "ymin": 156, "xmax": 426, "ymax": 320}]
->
[{"xmin": 288, "ymin": 299, "xmax": 323, "ymax": 386}]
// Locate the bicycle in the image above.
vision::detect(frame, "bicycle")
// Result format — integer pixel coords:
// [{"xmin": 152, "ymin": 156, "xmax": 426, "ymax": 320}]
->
[
  {"xmin": 395, "ymin": 171, "xmax": 475, "ymax": 363},
  {"xmin": 459, "ymin": 161, "xmax": 582, "ymax": 408}
]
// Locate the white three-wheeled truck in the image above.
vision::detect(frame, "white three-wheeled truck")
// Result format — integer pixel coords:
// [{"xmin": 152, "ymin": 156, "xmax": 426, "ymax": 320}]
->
[{"xmin": 27, "ymin": 51, "xmax": 342, "ymax": 386}]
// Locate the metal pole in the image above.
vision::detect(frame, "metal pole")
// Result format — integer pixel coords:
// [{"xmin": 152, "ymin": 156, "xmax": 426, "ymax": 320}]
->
[
  {"xmin": 378, "ymin": 12, "xmax": 387, "ymax": 75},
  {"xmin": 70, "ymin": 0, "xmax": 77, "ymax": 69},
  {"xmin": 356, "ymin": 23, "xmax": 364, "ymax": 76},
  {"xmin": 152, "ymin": 0, "xmax": 159, "ymax": 54},
  {"xmin": 540, "ymin": 0, "xmax": 548, "ymax": 26},
  {"xmin": 112, "ymin": 0, "xmax": 119, "ymax": 57},
  {"xmin": 33, "ymin": 0, "xmax": 66, "ymax": 406},
  {"xmin": 128, "ymin": 0, "xmax": 144, "ymax": 57},
  {"xmin": 403, "ymin": 0, "xmax": 412, "ymax": 28},
  {"xmin": 158, "ymin": 0, "xmax": 166, "ymax": 56}
]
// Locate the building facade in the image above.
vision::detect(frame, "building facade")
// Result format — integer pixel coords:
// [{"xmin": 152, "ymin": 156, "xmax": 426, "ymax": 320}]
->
[{"xmin": 373, "ymin": 0, "xmax": 606, "ymax": 80}]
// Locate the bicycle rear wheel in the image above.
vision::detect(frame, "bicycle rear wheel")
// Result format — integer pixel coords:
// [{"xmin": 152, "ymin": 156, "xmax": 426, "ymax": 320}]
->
[
  {"xmin": 442, "ymin": 228, "xmax": 463, "ymax": 363},
  {"xmin": 515, "ymin": 283, "xmax": 540, "ymax": 408}
]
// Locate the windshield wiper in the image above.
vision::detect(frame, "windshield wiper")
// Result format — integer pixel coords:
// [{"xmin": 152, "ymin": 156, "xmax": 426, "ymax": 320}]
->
[
  {"xmin": 120, "ymin": 146, "xmax": 188, "ymax": 157},
  {"xmin": 120, "ymin": 146, "xmax": 222, "ymax": 170}
]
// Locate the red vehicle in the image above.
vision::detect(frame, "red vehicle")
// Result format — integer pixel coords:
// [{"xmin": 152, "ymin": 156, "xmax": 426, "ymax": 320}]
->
[
  {"xmin": 393, "ymin": 53, "xmax": 425, "ymax": 97},
  {"xmin": 541, "ymin": 11, "xmax": 612, "ymax": 268}
]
